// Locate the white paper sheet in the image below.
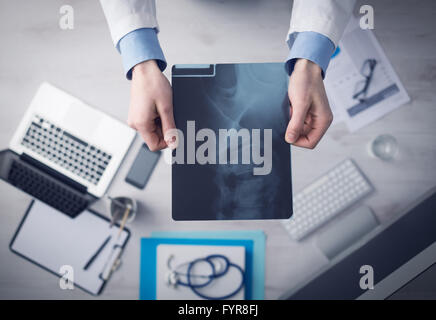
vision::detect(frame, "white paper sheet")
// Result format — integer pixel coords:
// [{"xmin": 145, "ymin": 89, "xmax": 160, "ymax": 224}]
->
[{"xmin": 325, "ymin": 17, "xmax": 410, "ymax": 132}]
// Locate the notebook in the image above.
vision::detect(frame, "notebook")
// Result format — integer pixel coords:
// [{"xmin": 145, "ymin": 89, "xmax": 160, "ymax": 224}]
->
[
  {"xmin": 9, "ymin": 200, "xmax": 130, "ymax": 295},
  {"xmin": 171, "ymin": 63, "xmax": 293, "ymax": 220},
  {"xmin": 152, "ymin": 230, "xmax": 265, "ymax": 299},
  {"xmin": 140, "ymin": 237, "xmax": 253, "ymax": 300}
]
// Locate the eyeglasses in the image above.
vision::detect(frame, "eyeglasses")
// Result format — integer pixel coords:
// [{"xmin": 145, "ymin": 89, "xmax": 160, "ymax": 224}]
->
[{"xmin": 352, "ymin": 59, "xmax": 377, "ymax": 103}]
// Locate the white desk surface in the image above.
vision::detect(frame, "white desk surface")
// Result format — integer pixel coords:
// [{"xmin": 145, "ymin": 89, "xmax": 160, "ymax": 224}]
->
[{"xmin": 0, "ymin": 0, "xmax": 435, "ymax": 299}]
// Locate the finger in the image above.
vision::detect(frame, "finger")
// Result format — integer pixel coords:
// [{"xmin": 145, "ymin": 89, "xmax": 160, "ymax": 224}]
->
[
  {"xmin": 292, "ymin": 112, "xmax": 332, "ymax": 149},
  {"xmin": 156, "ymin": 100, "xmax": 178, "ymax": 149},
  {"xmin": 288, "ymin": 104, "xmax": 312, "ymax": 136},
  {"xmin": 136, "ymin": 120, "xmax": 167, "ymax": 152},
  {"xmin": 301, "ymin": 112, "xmax": 313, "ymax": 136},
  {"xmin": 153, "ymin": 117, "xmax": 165, "ymax": 142},
  {"xmin": 285, "ymin": 99, "xmax": 310, "ymax": 143}
]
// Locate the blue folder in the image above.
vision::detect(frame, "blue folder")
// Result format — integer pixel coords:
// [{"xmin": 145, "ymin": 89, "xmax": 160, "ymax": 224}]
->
[
  {"xmin": 151, "ymin": 230, "xmax": 265, "ymax": 299},
  {"xmin": 140, "ymin": 237, "xmax": 254, "ymax": 300}
]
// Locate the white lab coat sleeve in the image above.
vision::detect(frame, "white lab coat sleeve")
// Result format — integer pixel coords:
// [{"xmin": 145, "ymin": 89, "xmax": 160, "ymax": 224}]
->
[
  {"xmin": 288, "ymin": 0, "xmax": 356, "ymax": 47},
  {"xmin": 100, "ymin": 0, "xmax": 159, "ymax": 46}
]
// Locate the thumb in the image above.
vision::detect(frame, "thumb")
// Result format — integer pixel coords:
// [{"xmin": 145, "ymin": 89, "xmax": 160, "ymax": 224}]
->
[
  {"xmin": 157, "ymin": 103, "xmax": 178, "ymax": 149},
  {"xmin": 286, "ymin": 101, "xmax": 309, "ymax": 143}
]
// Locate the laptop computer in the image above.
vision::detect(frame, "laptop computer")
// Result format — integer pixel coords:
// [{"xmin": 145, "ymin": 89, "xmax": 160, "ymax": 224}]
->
[{"xmin": 0, "ymin": 82, "xmax": 135, "ymax": 217}]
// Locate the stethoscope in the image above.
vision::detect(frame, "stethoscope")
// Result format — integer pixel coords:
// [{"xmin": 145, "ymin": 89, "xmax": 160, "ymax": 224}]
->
[{"xmin": 165, "ymin": 254, "xmax": 245, "ymax": 300}]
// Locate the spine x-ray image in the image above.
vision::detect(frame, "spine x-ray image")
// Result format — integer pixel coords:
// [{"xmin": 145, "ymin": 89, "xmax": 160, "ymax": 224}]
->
[{"xmin": 172, "ymin": 63, "xmax": 293, "ymax": 220}]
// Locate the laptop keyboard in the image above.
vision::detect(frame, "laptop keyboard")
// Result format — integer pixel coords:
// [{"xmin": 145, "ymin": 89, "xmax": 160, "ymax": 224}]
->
[
  {"xmin": 20, "ymin": 115, "xmax": 112, "ymax": 185},
  {"xmin": 8, "ymin": 160, "xmax": 89, "ymax": 217}
]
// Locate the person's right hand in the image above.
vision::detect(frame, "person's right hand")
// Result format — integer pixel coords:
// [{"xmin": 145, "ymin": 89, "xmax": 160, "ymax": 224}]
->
[{"xmin": 127, "ymin": 59, "xmax": 177, "ymax": 151}]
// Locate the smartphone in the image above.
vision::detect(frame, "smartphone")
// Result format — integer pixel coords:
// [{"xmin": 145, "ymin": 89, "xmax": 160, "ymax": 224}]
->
[{"xmin": 125, "ymin": 143, "xmax": 161, "ymax": 189}]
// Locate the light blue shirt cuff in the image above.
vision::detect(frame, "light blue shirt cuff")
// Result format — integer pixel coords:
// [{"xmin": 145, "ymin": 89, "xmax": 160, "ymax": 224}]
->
[
  {"xmin": 285, "ymin": 31, "xmax": 335, "ymax": 79},
  {"xmin": 118, "ymin": 28, "xmax": 167, "ymax": 80}
]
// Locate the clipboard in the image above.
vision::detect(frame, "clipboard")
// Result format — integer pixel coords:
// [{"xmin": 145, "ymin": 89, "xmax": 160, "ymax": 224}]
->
[{"xmin": 9, "ymin": 199, "xmax": 130, "ymax": 295}]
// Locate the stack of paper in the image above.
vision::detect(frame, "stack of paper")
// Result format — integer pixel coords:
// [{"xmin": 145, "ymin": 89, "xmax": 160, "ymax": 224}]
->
[{"xmin": 325, "ymin": 17, "xmax": 410, "ymax": 132}]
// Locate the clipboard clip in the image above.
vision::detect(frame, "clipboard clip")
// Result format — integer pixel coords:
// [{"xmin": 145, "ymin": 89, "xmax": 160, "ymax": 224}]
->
[{"xmin": 98, "ymin": 244, "xmax": 124, "ymax": 282}]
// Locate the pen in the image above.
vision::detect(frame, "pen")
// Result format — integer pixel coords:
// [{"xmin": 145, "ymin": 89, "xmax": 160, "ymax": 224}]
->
[
  {"xmin": 117, "ymin": 204, "xmax": 131, "ymax": 239},
  {"xmin": 83, "ymin": 235, "xmax": 112, "ymax": 270}
]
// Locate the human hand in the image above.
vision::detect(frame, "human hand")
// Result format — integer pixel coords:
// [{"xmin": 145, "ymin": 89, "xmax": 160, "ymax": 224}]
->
[
  {"xmin": 285, "ymin": 59, "xmax": 333, "ymax": 149},
  {"xmin": 127, "ymin": 60, "xmax": 177, "ymax": 151}
]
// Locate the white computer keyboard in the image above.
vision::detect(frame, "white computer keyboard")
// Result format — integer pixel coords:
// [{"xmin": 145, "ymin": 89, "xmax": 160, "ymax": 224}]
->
[{"xmin": 282, "ymin": 159, "xmax": 374, "ymax": 241}]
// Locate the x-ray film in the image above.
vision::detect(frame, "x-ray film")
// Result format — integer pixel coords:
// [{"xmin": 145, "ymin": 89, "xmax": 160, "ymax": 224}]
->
[{"xmin": 171, "ymin": 63, "xmax": 292, "ymax": 220}]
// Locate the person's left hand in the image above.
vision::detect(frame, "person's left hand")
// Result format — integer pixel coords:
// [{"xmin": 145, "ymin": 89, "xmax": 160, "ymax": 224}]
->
[{"xmin": 285, "ymin": 58, "xmax": 333, "ymax": 149}]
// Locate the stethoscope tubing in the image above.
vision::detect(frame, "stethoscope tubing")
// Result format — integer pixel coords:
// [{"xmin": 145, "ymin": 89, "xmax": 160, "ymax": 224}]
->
[{"xmin": 170, "ymin": 254, "xmax": 245, "ymax": 300}]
